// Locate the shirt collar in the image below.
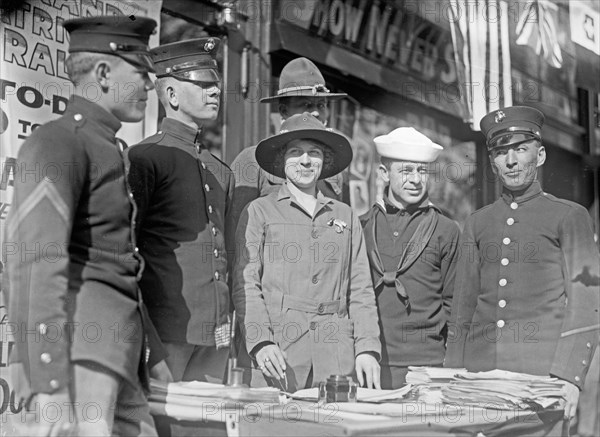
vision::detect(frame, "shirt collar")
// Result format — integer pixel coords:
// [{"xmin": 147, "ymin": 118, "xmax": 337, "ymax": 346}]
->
[
  {"xmin": 277, "ymin": 182, "xmax": 333, "ymax": 210},
  {"xmin": 67, "ymin": 95, "xmax": 121, "ymax": 135},
  {"xmin": 160, "ymin": 118, "xmax": 203, "ymax": 146},
  {"xmin": 501, "ymin": 180, "xmax": 543, "ymax": 205}
]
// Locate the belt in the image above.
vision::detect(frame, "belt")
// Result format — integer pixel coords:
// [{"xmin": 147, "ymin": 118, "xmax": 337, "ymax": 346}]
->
[{"xmin": 282, "ymin": 295, "xmax": 340, "ymax": 315}]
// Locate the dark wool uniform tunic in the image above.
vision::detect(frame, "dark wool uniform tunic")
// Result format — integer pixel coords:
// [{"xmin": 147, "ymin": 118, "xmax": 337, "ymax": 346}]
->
[
  {"xmin": 5, "ymin": 96, "xmax": 147, "ymax": 393},
  {"xmin": 361, "ymin": 196, "xmax": 460, "ymax": 366},
  {"xmin": 127, "ymin": 118, "xmax": 234, "ymax": 346},
  {"xmin": 446, "ymin": 181, "xmax": 600, "ymax": 388}
]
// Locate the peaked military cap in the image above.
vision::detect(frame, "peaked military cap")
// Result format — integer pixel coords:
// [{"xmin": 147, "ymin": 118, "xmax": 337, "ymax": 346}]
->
[
  {"xmin": 63, "ymin": 15, "xmax": 156, "ymax": 72},
  {"xmin": 260, "ymin": 58, "xmax": 347, "ymax": 103},
  {"xmin": 151, "ymin": 38, "xmax": 221, "ymax": 82},
  {"xmin": 480, "ymin": 106, "xmax": 545, "ymax": 149}
]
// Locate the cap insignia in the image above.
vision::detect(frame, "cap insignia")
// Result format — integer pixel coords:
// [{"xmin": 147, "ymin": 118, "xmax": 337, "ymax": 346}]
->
[
  {"xmin": 204, "ymin": 38, "xmax": 216, "ymax": 52},
  {"xmin": 311, "ymin": 84, "xmax": 329, "ymax": 95},
  {"xmin": 494, "ymin": 110, "xmax": 506, "ymax": 123}
]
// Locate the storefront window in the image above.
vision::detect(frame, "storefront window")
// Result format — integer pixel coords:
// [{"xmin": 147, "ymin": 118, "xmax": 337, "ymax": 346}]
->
[
  {"xmin": 343, "ymin": 105, "xmax": 476, "ymax": 226},
  {"xmin": 264, "ymin": 86, "xmax": 477, "ymax": 226}
]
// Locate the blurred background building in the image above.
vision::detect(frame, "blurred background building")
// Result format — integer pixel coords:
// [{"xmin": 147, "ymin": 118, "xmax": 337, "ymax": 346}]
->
[{"xmin": 155, "ymin": 0, "xmax": 599, "ymax": 232}]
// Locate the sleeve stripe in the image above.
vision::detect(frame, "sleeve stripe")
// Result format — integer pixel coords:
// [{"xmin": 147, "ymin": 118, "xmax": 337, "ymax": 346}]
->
[
  {"xmin": 7, "ymin": 177, "xmax": 70, "ymax": 238},
  {"xmin": 561, "ymin": 324, "xmax": 600, "ymax": 338}
]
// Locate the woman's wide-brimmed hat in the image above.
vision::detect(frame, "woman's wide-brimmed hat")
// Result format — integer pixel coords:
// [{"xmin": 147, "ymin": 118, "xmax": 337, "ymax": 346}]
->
[
  {"xmin": 255, "ymin": 113, "xmax": 353, "ymax": 180},
  {"xmin": 260, "ymin": 58, "xmax": 347, "ymax": 103}
]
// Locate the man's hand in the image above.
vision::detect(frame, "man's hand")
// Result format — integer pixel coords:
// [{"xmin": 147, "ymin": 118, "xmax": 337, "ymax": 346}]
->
[
  {"xmin": 150, "ymin": 359, "xmax": 174, "ymax": 383},
  {"xmin": 255, "ymin": 343, "xmax": 287, "ymax": 380},
  {"xmin": 561, "ymin": 380, "xmax": 580, "ymax": 420},
  {"xmin": 355, "ymin": 353, "xmax": 381, "ymax": 389}
]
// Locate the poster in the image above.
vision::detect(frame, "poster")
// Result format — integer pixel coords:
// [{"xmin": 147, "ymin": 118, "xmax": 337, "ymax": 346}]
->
[{"xmin": 0, "ymin": 1, "xmax": 162, "ymax": 429}]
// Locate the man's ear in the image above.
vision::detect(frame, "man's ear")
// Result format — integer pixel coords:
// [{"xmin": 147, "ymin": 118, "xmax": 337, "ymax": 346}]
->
[
  {"xmin": 95, "ymin": 60, "xmax": 111, "ymax": 90},
  {"xmin": 536, "ymin": 145, "xmax": 546, "ymax": 167},
  {"xmin": 378, "ymin": 163, "xmax": 390, "ymax": 184},
  {"xmin": 278, "ymin": 103, "xmax": 289, "ymax": 118},
  {"xmin": 166, "ymin": 85, "xmax": 178, "ymax": 109},
  {"xmin": 488, "ymin": 154, "xmax": 499, "ymax": 175}
]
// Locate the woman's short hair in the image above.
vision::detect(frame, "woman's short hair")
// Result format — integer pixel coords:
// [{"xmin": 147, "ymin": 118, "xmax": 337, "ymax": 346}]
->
[{"xmin": 273, "ymin": 139, "xmax": 336, "ymax": 177}]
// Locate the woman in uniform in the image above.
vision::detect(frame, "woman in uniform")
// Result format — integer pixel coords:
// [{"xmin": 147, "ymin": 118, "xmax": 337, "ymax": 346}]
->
[{"xmin": 233, "ymin": 113, "xmax": 381, "ymax": 392}]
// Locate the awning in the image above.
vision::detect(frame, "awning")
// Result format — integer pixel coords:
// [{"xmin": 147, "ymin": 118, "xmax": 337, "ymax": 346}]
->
[{"xmin": 271, "ymin": 19, "xmax": 468, "ymax": 121}]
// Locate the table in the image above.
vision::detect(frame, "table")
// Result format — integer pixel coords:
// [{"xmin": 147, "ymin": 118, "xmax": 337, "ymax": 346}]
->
[
  {"xmin": 233, "ymin": 401, "xmax": 567, "ymax": 436},
  {"xmin": 151, "ymin": 399, "xmax": 567, "ymax": 436}
]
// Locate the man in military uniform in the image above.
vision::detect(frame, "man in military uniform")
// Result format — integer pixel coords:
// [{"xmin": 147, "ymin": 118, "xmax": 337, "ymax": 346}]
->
[
  {"xmin": 4, "ymin": 16, "xmax": 159, "ymax": 436},
  {"xmin": 127, "ymin": 38, "xmax": 234, "ymax": 387},
  {"xmin": 446, "ymin": 106, "xmax": 600, "ymax": 421},
  {"xmin": 361, "ymin": 128, "xmax": 460, "ymax": 389},
  {"xmin": 229, "ymin": 57, "xmax": 349, "ymax": 229}
]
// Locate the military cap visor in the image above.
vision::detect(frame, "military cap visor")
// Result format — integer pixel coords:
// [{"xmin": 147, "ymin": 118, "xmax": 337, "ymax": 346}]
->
[
  {"xmin": 157, "ymin": 60, "xmax": 221, "ymax": 82},
  {"xmin": 151, "ymin": 38, "xmax": 221, "ymax": 82},
  {"xmin": 63, "ymin": 16, "xmax": 156, "ymax": 72},
  {"xmin": 480, "ymin": 106, "xmax": 544, "ymax": 150},
  {"xmin": 488, "ymin": 132, "xmax": 541, "ymax": 149}
]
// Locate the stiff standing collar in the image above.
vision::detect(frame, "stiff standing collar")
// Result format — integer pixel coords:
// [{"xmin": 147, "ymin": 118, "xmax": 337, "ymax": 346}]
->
[
  {"xmin": 501, "ymin": 180, "xmax": 543, "ymax": 205},
  {"xmin": 160, "ymin": 118, "xmax": 203, "ymax": 146},
  {"xmin": 67, "ymin": 95, "xmax": 122, "ymax": 134}
]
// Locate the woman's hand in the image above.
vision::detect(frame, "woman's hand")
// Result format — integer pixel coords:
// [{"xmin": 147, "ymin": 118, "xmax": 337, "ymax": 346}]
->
[
  {"xmin": 561, "ymin": 380, "xmax": 580, "ymax": 421},
  {"xmin": 355, "ymin": 353, "xmax": 381, "ymax": 389},
  {"xmin": 255, "ymin": 343, "xmax": 287, "ymax": 380}
]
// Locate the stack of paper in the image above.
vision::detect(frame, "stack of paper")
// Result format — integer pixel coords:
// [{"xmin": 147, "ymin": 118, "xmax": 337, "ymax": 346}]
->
[
  {"xmin": 150, "ymin": 379, "xmax": 283, "ymax": 403},
  {"xmin": 149, "ymin": 380, "xmax": 284, "ymax": 421},
  {"xmin": 441, "ymin": 369, "xmax": 565, "ymax": 410},
  {"xmin": 406, "ymin": 366, "xmax": 468, "ymax": 384}
]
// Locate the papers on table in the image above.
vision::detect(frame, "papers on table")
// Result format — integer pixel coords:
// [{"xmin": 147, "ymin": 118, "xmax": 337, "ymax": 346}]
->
[
  {"xmin": 406, "ymin": 366, "xmax": 468, "ymax": 384},
  {"xmin": 148, "ymin": 379, "xmax": 284, "ymax": 420},
  {"xmin": 406, "ymin": 368, "xmax": 565, "ymax": 410},
  {"xmin": 150, "ymin": 380, "xmax": 284, "ymax": 406},
  {"xmin": 150, "ymin": 379, "xmax": 282, "ymax": 403}
]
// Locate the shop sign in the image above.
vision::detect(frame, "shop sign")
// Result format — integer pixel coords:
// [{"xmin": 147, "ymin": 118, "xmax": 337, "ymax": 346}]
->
[
  {"xmin": 0, "ymin": 0, "xmax": 161, "ymax": 249},
  {"xmin": 281, "ymin": 0, "xmax": 458, "ymax": 86}
]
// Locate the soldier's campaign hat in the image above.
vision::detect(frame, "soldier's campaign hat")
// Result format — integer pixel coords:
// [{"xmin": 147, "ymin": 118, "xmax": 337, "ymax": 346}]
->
[
  {"xmin": 480, "ymin": 106, "xmax": 545, "ymax": 149},
  {"xmin": 256, "ymin": 112, "xmax": 353, "ymax": 180},
  {"xmin": 260, "ymin": 58, "xmax": 347, "ymax": 103},
  {"xmin": 63, "ymin": 16, "xmax": 156, "ymax": 72},
  {"xmin": 151, "ymin": 38, "xmax": 221, "ymax": 82},
  {"xmin": 374, "ymin": 127, "xmax": 443, "ymax": 163}
]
